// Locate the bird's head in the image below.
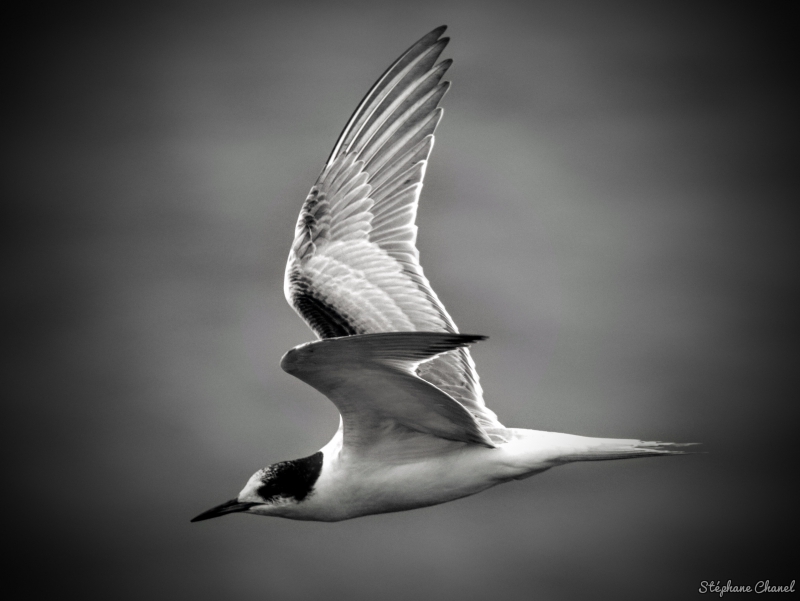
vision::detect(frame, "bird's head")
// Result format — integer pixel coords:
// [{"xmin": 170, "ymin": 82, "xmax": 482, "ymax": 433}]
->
[{"xmin": 191, "ymin": 451, "xmax": 324, "ymax": 522}]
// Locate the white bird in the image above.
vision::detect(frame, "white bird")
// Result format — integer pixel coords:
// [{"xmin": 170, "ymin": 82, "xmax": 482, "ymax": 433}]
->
[{"xmin": 192, "ymin": 26, "xmax": 693, "ymax": 524}]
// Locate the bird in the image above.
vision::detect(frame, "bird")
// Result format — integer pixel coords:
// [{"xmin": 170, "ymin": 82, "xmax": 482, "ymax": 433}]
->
[{"xmin": 191, "ymin": 26, "xmax": 693, "ymax": 524}]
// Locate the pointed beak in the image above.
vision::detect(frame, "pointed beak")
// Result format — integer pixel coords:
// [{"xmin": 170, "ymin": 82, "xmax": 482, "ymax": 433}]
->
[{"xmin": 190, "ymin": 498, "xmax": 257, "ymax": 523}]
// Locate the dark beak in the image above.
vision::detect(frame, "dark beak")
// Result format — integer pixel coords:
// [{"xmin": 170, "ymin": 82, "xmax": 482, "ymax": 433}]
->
[{"xmin": 191, "ymin": 498, "xmax": 257, "ymax": 523}]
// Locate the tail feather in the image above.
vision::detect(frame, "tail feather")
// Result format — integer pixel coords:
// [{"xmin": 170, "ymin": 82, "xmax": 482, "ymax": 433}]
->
[{"xmin": 566, "ymin": 439, "xmax": 701, "ymax": 462}]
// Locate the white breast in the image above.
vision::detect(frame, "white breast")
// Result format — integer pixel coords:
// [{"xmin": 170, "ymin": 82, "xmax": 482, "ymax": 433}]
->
[{"xmin": 289, "ymin": 432, "xmax": 515, "ymax": 521}]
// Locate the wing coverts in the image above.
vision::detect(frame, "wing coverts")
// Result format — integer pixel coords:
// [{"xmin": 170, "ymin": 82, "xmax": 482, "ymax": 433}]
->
[{"xmin": 281, "ymin": 333, "xmax": 495, "ymax": 448}]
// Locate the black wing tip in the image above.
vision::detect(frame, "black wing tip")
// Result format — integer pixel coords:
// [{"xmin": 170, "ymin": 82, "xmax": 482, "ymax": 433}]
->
[
  {"xmin": 419, "ymin": 27, "xmax": 449, "ymax": 52},
  {"xmin": 414, "ymin": 27, "xmax": 448, "ymax": 52},
  {"xmin": 321, "ymin": 332, "xmax": 488, "ymax": 354},
  {"xmin": 324, "ymin": 331, "xmax": 486, "ymax": 341},
  {"xmin": 407, "ymin": 332, "xmax": 489, "ymax": 345},
  {"xmin": 456, "ymin": 333, "xmax": 488, "ymax": 343},
  {"xmin": 424, "ymin": 333, "xmax": 488, "ymax": 350}
]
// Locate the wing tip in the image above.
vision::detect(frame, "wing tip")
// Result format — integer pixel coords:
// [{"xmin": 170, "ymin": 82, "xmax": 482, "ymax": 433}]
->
[
  {"xmin": 411, "ymin": 332, "xmax": 488, "ymax": 351},
  {"xmin": 455, "ymin": 333, "xmax": 488, "ymax": 344}
]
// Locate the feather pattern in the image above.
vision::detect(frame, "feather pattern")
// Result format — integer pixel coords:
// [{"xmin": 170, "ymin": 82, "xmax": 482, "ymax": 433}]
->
[
  {"xmin": 284, "ymin": 26, "xmax": 504, "ymax": 440},
  {"xmin": 281, "ymin": 333, "xmax": 495, "ymax": 449}
]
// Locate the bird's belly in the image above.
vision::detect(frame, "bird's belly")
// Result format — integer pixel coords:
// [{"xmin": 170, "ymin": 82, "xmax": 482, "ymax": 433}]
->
[{"xmin": 296, "ymin": 448, "xmax": 505, "ymax": 521}]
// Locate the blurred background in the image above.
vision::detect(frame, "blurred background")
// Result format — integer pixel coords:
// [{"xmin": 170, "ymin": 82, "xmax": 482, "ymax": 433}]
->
[{"xmin": 7, "ymin": 1, "xmax": 796, "ymax": 599}]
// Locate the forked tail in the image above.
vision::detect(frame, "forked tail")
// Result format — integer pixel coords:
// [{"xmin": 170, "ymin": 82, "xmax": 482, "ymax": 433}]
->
[
  {"xmin": 501, "ymin": 430, "xmax": 699, "ymax": 479},
  {"xmin": 563, "ymin": 437, "xmax": 699, "ymax": 462}
]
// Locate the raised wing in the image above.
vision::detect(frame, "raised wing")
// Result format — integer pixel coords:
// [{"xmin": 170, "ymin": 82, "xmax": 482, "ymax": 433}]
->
[
  {"xmin": 284, "ymin": 26, "xmax": 504, "ymax": 436},
  {"xmin": 280, "ymin": 333, "xmax": 495, "ymax": 449}
]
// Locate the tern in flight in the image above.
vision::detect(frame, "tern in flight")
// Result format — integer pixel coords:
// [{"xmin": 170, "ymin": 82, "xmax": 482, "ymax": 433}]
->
[{"xmin": 192, "ymin": 26, "xmax": 692, "ymax": 524}]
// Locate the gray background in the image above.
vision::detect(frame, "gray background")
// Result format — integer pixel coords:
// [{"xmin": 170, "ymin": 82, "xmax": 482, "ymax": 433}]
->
[{"xmin": 8, "ymin": 1, "xmax": 796, "ymax": 599}]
